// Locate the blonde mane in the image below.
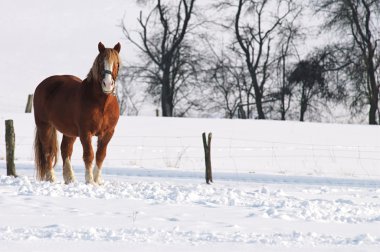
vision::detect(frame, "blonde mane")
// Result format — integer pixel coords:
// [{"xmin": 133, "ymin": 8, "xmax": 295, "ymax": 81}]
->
[{"xmin": 87, "ymin": 49, "xmax": 120, "ymax": 83}]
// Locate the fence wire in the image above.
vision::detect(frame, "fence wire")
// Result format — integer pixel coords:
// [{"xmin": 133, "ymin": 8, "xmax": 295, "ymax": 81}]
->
[{"xmin": 1, "ymin": 133, "xmax": 380, "ymax": 179}]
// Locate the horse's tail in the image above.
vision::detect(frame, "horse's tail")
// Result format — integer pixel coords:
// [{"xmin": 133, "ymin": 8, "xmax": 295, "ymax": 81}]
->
[{"xmin": 34, "ymin": 127, "xmax": 58, "ymax": 181}]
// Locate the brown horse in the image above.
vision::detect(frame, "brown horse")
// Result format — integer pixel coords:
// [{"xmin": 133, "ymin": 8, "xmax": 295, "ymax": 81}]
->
[{"xmin": 33, "ymin": 42, "xmax": 121, "ymax": 184}]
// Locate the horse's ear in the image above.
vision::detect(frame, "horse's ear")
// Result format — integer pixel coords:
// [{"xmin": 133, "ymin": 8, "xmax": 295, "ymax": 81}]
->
[
  {"xmin": 98, "ymin": 42, "xmax": 105, "ymax": 53},
  {"xmin": 113, "ymin": 42, "xmax": 121, "ymax": 53}
]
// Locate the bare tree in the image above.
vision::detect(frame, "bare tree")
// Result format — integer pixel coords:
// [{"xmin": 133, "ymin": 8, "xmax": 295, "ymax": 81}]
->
[
  {"xmin": 205, "ymin": 47, "xmax": 251, "ymax": 118},
  {"xmin": 270, "ymin": 9, "xmax": 303, "ymax": 120},
  {"xmin": 122, "ymin": 0, "xmax": 196, "ymax": 117},
  {"xmin": 289, "ymin": 58, "xmax": 325, "ymax": 121},
  {"xmin": 312, "ymin": 0, "xmax": 380, "ymax": 124},
  {"xmin": 288, "ymin": 49, "xmax": 347, "ymax": 121},
  {"xmin": 117, "ymin": 64, "xmax": 150, "ymax": 116},
  {"xmin": 232, "ymin": 0, "xmax": 298, "ymax": 119}
]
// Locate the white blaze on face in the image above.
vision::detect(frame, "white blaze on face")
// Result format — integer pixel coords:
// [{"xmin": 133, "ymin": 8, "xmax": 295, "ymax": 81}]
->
[{"xmin": 102, "ymin": 60, "xmax": 114, "ymax": 93}]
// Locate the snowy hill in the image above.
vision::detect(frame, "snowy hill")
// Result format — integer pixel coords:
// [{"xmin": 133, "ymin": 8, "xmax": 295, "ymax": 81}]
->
[{"xmin": 1, "ymin": 114, "xmax": 380, "ymax": 251}]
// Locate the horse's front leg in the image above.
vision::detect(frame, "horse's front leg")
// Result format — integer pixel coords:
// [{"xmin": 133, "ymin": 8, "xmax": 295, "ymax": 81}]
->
[
  {"xmin": 94, "ymin": 130, "xmax": 115, "ymax": 185},
  {"xmin": 80, "ymin": 133, "xmax": 95, "ymax": 184}
]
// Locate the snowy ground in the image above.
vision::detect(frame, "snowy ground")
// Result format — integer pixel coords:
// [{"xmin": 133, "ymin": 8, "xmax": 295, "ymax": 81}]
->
[
  {"xmin": 1, "ymin": 163, "xmax": 380, "ymax": 252},
  {"xmin": 1, "ymin": 115, "xmax": 380, "ymax": 251}
]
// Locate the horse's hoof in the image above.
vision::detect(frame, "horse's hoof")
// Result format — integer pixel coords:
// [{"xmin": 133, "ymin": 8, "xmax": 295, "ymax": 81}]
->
[
  {"xmin": 93, "ymin": 166, "xmax": 104, "ymax": 185},
  {"xmin": 64, "ymin": 177, "xmax": 76, "ymax": 185},
  {"xmin": 63, "ymin": 172, "xmax": 76, "ymax": 184},
  {"xmin": 45, "ymin": 170, "xmax": 56, "ymax": 183},
  {"xmin": 94, "ymin": 176, "xmax": 104, "ymax": 185},
  {"xmin": 85, "ymin": 178, "xmax": 97, "ymax": 186},
  {"xmin": 47, "ymin": 178, "xmax": 56, "ymax": 183},
  {"xmin": 95, "ymin": 180, "xmax": 104, "ymax": 186}
]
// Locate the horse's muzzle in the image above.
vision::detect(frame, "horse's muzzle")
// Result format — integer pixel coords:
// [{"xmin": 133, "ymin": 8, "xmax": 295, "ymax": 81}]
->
[{"xmin": 102, "ymin": 80, "xmax": 115, "ymax": 95}]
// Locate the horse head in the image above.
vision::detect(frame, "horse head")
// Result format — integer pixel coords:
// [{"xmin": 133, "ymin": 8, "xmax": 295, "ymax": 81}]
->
[{"xmin": 91, "ymin": 42, "xmax": 121, "ymax": 95}]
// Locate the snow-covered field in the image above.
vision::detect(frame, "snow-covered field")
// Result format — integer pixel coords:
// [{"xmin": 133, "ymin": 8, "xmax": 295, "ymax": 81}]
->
[
  {"xmin": 1, "ymin": 115, "xmax": 380, "ymax": 251},
  {"xmin": 1, "ymin": 0, "xmax": 380, "ymax": 251},
  {"xmin": 1, "ymin": 170, "xmax": 380, "ymax": 252}
]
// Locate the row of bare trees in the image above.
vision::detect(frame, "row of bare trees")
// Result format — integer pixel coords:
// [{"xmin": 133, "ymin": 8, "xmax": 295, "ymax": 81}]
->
[{"xmin": 119, "ymin": 0, "xmax": 380, "ymax": 124}]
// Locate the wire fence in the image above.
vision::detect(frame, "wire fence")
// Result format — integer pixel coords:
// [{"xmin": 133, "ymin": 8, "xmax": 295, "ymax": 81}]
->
[{"xmin": 2, "ymin": 132, "xmax": 380, "ymax": 179}]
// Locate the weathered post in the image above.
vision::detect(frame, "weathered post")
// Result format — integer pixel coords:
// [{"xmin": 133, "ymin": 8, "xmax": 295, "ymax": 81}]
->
[
  {"xmin": 5, "ymin": 120, "xmax": 17, "ymax": 177},
  {"xmin": 202, "ymin": 132, "xmax": 213, "ymax": 184},
  {"xmin": 25, "ymin": 94, "xmax": 33, "ymax": 113},
  {"xmin": 156, "ymin": 109, "xmax": 160, "ymax": 117}
]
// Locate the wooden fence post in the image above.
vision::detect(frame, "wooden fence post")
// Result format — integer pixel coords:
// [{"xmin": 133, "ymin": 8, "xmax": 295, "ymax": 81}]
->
[
  {"xmin": 202, "ymin": 132, "xmax": 213, "ymax": 184},
  {"xmin": 5, "ymin": 120, "xmax": 17, "ymax": 177},
  {"xmin": 25, "ymin": 94, "xmax": 33, "ymax": 113}
]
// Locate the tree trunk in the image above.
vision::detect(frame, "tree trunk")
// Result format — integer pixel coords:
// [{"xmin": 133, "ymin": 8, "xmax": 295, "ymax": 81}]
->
[
  {"xmin": 281, "ymin": 53, "xmax": 287, "ymax": 121},
  {"xmin": 368, "ymin": 76, "xmax": 378, "ymax": 124},
  {"xmin": 300, "ymin": 89, "xmax": 307, "ymax": 122},
  {"xmin": 280, "ymin": 87, "xmax": 286, "ymax": 120},
  {"xmin": 367, "ymin": 50, "xmax": 378, "ymax": 125},
  {"xmin": 250, "ymin": 70, "xmax": 265, "ymax": 119},
  {"xmin": 161, "ymin": 85, "xmax": 173, "ymax": 117},
  {"xmin": 255, "ymin": 92, "xmax": 265, "ymax": 119},
  {"xmin": 369, "ymin": 103, "xmax": 377, "ymax": 125},
  {"xmin": 300, "ymin": 104, "xmax": 306, "ymax": 122},
  {"xmin": 161, "ymin": 68, "xmax": 174, "ymax": 117},
  {"xmin": 238, "ymin": 105, "xmax": 246, "ymax": 119}
]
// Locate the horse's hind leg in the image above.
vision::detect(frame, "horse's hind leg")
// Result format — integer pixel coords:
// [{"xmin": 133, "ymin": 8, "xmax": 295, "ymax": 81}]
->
[
  {"xmin": 34, "ymin": 123, "xmax": 58, "ymax": 182},
  {"xmin": 61, "ymin": 135, "xmax": 76, "ymax": 184}
]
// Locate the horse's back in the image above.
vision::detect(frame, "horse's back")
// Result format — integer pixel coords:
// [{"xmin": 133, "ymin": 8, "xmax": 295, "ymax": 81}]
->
[
  {"xmin": 34, "ymin": 75, "xmax": 83, "ymax": 135},
  {"xmin": 34, "ymin": 75, "xmax": 82, "ymax": 97}
]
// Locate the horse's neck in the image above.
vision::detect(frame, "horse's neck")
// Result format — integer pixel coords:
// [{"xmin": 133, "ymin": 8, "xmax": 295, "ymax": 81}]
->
[{"xmin": 82, "ymin": 78, "xmax": 109, "ymax": 105}]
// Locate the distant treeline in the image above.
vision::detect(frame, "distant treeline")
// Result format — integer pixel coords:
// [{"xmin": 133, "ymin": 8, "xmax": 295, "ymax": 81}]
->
[{"xmin": 118, "ymin": 0, "xmax": 380, "ymax": 125}]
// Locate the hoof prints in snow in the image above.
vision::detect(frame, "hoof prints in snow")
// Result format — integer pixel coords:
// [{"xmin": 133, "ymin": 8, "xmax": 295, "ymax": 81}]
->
[
  {"xmin": 1, "ymin": 225, "xmax": 380, "ymax": 246},
  {"xmin": 1, "ymin": 175, "xmax": 380, "ymax": 224}
]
